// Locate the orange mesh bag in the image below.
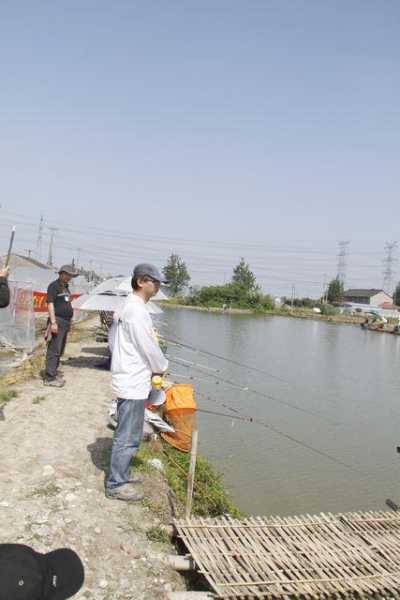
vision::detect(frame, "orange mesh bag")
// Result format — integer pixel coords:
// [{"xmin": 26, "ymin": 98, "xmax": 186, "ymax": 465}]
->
[{"xmin": 161, "ymin": 384, "xmax": 197, "ymax": 452}]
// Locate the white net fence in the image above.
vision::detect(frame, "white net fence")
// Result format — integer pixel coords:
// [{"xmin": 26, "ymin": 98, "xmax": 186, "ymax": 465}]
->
[{"xmin": 0, "ymin": 281, "xmax": 36, "ymax": 352}]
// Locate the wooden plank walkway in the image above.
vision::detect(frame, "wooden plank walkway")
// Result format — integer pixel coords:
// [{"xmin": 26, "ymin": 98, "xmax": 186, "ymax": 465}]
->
[{"xmin": 174, "ymin": 511, "xmax": 400, "ymax": 598}]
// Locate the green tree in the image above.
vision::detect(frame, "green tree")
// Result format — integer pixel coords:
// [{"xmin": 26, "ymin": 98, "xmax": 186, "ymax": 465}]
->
[
  {"xmin": 162, "ymin": 253, "xmax": 191, "ymax": 296},
  {"xmin": 232, "ymin": 258, "xmax": 259, "ymax": 292},
  {"xmin": 327, "ymin": 277, "xmax": 344, "ymax": 303},
  {"xmin": 394, "ymin": 282, "xmax": 400, "ymax": 306}
]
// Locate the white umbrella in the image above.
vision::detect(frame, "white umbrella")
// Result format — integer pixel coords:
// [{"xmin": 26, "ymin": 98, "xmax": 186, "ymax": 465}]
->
[
  {"xmin": 91, "ymin": 276, "xmax": 169, "ymax": 300},
  {"xmin": 72, "ymin": 293, "xmax": 162, "ymax": 315},
  {"xmin": 89, "ymin": 277, "xmax": 125, "ymax": 295}
]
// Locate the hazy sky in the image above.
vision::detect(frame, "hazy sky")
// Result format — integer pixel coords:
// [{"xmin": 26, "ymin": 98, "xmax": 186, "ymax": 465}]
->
[{"xmin": 1, "ymin": 1, "xmax": 399, "ymax": 296}]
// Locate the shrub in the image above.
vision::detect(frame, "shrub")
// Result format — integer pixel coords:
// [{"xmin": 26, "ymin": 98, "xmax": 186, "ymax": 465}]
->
[{"xmin": 320, "ymin": 304, "xmax": 339, "ymax": 316}]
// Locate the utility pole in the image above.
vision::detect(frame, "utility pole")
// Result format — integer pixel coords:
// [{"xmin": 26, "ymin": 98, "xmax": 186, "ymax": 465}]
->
[
  {"xmin": 291, "ymin": 284, "xmax": 295, "ymax": 309},
  {"xmin": 337, "ymin": 241, "xmax": 350, "ymax": 286},
  {"xmin": 382, "ymin": 241, "xmax": 398, "ymax": 293},
  {"xmin": 36, "ymin": 215, "xmax": 44, "ymax": 261},
  {"xmin": 47, "ymin": 227, "xmax": 58, "ymax": 267},
  {"xmin": 322, "ymin": 274, "xmax": 327, "ymax": 304},
  {"xmin": 89, "ymin": 259, "xmax": 93, "ymax": 281},
  {"xmin": 76, "ymin": 247, "xmax": 82, "ymax": 269}
]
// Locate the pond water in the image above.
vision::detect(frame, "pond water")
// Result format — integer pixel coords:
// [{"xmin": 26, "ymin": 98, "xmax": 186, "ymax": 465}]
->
[{"xmin": 162, "ymin": 307, "xmax": 400, "ymax": 516}]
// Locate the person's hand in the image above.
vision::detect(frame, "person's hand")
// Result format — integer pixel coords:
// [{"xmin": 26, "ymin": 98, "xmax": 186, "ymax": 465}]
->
[
  {"xmin": 50, "ymin": 322, "xmax": 58, "ymax": 335},
  {"xmin": 0, "ymin": 267, "xmax": 10, "ymax": 278}
]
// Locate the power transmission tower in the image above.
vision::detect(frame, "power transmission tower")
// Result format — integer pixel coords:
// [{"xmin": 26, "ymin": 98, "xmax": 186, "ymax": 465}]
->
[
  {"xmin": 382, "ymin": 241, "xmax": 398, "ymax": 293},
  {"xmin": 337, "ymin": 241, "xmax": 350, "ymax": 286},
  {"xmin": 36, "ymin": 215, "xmax": 44, "ymax": 260},
  {"xmin": 291, "ymin": 284, "xmax": 296, "ymax": 308},
  {"xmin": 47, "ymin": 227, "xmax": 58, "ymax": 267}
]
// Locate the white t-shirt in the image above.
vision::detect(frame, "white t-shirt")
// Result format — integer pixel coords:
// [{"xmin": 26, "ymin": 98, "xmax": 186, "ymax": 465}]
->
[{"xmin": 111, "ymin": 294, "xmax": 168, "ymax": 400}]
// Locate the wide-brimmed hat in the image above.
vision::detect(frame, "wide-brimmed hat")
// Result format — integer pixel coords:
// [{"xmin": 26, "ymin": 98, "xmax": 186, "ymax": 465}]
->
[
  {"xmin": 58, "ymin": 265, "xmax": 79, "ymax": 277},
  {"xmin": 0, "ymin": 544, "xmax": 84, "ymax": 600}
]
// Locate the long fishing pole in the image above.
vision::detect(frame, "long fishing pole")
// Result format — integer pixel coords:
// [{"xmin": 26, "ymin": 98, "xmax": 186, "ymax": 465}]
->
[
  {"xmin": 195, "ymin": 396, "xmax": 366, "ymax": 476},
  {"xmin": 167, "ymin": 355, "xmax": 332, "ymax": 423},
  {"xmin": 166, "ymin": 354, "xmax": 220, "ymax": 373},
  {"xmin": 5, "ymin": 226, "xmax": 16, "ymax": 268},
  {"xmin": 165, "ymin": 335, "xmax": 292, "ymax": 386}
]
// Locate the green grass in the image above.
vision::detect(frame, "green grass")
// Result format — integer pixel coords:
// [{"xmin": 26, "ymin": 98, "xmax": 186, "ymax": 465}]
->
[
  {"xmin": 32, "ymin": 395, "xmax": 47, "ymax": 405},
  {"xmin": 0, "ymin": 388, "xmax": 18, "ymax": 403},
  {"xmin": 31, "ymin": 482, "xmax": 61, "ymax": 497},
  {"xmin": 132, "ymin": 443, "xmax": 160, "ymax": 473},
  {"xmin": 146, "ymin": 526, "xmax": 169, "ymax": 544},
  {"xmin": 163, "ymin": 444, "xmax": 241, "ymax": 518},
  {"xmin": 133, "ymin": 440, "xmax": 241, "ymax": 518}
]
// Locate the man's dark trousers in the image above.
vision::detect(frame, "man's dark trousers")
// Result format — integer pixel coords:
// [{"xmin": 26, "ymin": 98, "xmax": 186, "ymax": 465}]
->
[{"xmin": 45, "ymin": 317, "xmax": 70, "ymax": 380}]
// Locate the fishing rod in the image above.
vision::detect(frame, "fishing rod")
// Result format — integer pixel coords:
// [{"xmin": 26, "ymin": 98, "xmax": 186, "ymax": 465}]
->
[
  {"xmin": 167, "ymin": 354, "xmax": 332, "ymax": 423},
  {"xmin": 164, "ymin": 335, "xmax": 292, "ymax": 386},
  {"xmin": 166, "ymin": 355, "xmax": 221, "ymax": 373},
  {"xmin": 5, "ymin": 226, "xmax": 16, "ymax": 268},
  {"xmin": 194, "ymin": 393, "xmax": 366, "ymax": 476},
  {"xmin": 167, "ymin": 371, "xmax": 214, "ymax": 385}
]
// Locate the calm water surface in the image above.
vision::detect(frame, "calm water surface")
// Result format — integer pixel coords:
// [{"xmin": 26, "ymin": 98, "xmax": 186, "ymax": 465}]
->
[{"xmin": 161, "ymin": 307, "xmax": 400, "ymax": 516}]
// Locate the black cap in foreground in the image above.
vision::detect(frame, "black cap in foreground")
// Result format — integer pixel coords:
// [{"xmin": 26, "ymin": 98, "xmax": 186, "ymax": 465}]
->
[
  {"xmin": 0, "ymin": 544, "xmax": 84, "ymax": 600},
  {"xmin": 133, "ymin": 263, "xmax": 167, "ymax": 283}
]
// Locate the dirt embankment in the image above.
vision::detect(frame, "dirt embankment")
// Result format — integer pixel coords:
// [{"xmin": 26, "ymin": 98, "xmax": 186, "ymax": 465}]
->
[{"xmin": 0, "ymin": 319, "xmax": 185, "ymax": 599}]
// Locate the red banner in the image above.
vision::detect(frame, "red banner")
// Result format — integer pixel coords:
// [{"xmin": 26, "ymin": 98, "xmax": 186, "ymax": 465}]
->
[{"xmin": 33, "ymin": 291, "xmax": 81, "ymax": 313}]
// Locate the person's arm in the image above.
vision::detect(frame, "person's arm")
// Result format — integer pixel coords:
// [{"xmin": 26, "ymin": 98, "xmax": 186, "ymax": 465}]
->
[
  {"xmin": 46, "ymin": 283, "xmax": 58, "ymax": 334},
  {"xmin": 0, "ymin": 268, "xmax": 10, "ymax": 309},
  {"xmin": 128, "ymin": 312, "xmax": 168, "ymax": 374}
]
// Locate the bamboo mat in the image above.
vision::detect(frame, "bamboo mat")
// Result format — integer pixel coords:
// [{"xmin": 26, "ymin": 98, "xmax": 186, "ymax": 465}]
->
[{"xmin": 174, "ymin": 511, "xmax": 400, "ymax": 598}]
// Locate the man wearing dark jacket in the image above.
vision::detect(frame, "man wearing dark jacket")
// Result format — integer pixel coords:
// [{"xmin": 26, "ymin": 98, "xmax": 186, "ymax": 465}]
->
[
  {"xmin": 0, "ymin": 267, "xmax": 10, "ymax": 309},
  {"xmin": 44, "ymin": 265, "xmax": 78, "ymax": 387}
]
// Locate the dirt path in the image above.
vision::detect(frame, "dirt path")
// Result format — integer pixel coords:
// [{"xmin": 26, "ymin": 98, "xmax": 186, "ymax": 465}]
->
[{"xmin": 0, "ymin": 322, "xmax": 184, "ymax": 599}]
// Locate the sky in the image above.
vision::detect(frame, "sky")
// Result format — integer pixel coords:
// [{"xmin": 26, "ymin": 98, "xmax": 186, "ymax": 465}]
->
[{"xmin": 0, "ymin": 1, "xmax": 399, "ymax": 296}]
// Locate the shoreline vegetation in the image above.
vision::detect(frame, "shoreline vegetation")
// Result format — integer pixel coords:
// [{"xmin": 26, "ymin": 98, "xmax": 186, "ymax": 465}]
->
[
  {"xmin": 159, "ymin": 299, "xmax": 371, "ymax": 326},
  {"xmin": 162, "ymin": 256, "xmax": 399, "ymax": 328}
]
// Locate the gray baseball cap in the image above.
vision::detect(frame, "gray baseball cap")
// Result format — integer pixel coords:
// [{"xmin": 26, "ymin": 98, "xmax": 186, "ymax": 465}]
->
[
  {"xmin": 58, "ymin": 264, "xmax": 79, "ymax": 277},
  {"xmin": 133, "ymin": 263, "xmax": 166, "ymax": 283}
]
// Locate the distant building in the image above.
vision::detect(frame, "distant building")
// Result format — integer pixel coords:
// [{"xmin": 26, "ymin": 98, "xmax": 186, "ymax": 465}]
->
[{"xmin": 343, "ymin": 288, "xmax": 393, "ymax": 307}]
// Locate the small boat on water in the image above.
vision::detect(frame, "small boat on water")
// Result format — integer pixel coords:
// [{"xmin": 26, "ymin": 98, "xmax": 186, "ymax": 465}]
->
[{"xmin": 360, "ymin": 322, "xmax": 400, "ymax": 335}]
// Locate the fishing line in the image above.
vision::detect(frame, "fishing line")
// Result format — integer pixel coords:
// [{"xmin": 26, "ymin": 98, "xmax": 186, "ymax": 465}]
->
[
  {"xmin": 166, "ymin": 355, "xmax": 220, "ymax": 373},
  {"xmin": 167, "ymin": 371, "xmax": 213, "ymax": 385},
  {"xmin": 194, "ymin": 394, "xmax": 366, "ymax": 476},
  {"xmin": 167, "ymin": 355, "xmax": 330, "ymax": 422},
  {"xmin": 164, "ymin": 336, "xmax": 292, "ymax": 386}
]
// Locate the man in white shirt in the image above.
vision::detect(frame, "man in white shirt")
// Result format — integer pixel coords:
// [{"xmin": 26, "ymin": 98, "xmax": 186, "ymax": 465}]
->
[{"xmin": 105, "ymin": 263, "xmax": 168, "ymax": 502}]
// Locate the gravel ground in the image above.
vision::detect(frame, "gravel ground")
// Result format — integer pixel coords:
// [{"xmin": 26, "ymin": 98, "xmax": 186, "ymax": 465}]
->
[{"xmin": 0, "ymin": 323, "xmax": 185, "ymax": 599}]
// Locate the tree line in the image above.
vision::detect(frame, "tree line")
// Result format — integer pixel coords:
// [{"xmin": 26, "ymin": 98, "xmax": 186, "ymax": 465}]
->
[{"xmin": 162, "ymin": 254, "xmax": 400, "ymax": 310}]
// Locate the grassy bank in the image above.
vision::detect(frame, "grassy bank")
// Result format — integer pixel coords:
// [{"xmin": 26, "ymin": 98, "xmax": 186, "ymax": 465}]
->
[
  {"xmin": 159, "ymin": 300, "xmax": 366, "ymax": 326},
  {"xmin": 133, "ymin": 437, "xmax": 241, "ymax": 518}
]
